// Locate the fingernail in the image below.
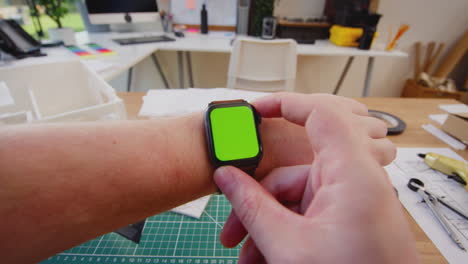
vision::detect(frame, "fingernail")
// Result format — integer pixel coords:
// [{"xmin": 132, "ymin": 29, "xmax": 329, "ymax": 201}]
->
[{"xmin": 214, "ymin": 166, "xmax": 235, "ymax": 194}]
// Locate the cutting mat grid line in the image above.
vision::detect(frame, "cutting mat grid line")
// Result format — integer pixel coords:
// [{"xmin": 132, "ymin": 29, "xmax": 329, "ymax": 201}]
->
[{"xmin": 41, "ymin": 196, "xmax": 240, "ymax": 264}]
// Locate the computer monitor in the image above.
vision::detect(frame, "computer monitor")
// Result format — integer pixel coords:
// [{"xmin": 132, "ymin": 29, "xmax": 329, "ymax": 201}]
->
[{"xmin": 85, "ymin": 0, "xmax": 159, "ymax": 25}]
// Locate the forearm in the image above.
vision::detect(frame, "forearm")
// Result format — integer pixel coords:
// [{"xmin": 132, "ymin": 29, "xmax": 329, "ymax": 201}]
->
[
  {"xmin": 0, "ymin": 113, "xmax": 311, "ymax": 263},
  {"xmin": 1, "ymin": 115, "xmax": 210, "ymax": 263}
]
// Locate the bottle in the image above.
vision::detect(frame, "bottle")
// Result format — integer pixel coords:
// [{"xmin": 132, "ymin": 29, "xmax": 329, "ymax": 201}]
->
[
  {"xmin": 201, "ymin": 4, "xmax": 208, "ymax": 34},
  {"xmin": 358, "ymin": 26, "xmax": 376, "ymax": 50}
]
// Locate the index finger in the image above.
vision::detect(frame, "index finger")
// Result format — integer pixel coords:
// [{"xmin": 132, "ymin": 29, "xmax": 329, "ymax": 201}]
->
[{"xmin": 253, "ymin": 92, "xmax": 368, "ymax": 126}]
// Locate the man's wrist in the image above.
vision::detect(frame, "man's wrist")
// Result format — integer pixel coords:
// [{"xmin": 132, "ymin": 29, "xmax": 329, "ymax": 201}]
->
[
  {"xmin": 172, "ymin": 112, "xmax": 218, "ymax": 195},
  {"xmin": 158, "ymin": 112, "xmax": 313, "ymax": 195}
]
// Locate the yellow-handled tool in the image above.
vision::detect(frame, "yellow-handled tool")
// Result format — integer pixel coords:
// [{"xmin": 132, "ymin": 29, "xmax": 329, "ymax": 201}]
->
[{"xmin": 419, "ymin": 153, "xmax": 468, "ymax": 191}]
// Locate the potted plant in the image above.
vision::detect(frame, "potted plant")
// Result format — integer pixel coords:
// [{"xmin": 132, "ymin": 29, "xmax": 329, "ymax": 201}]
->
[
  {"xmin": 37, "ymin": 0, "xmax": 77, "ymax": 45},
  {"xmin": 249, "ymin": 0, "xmax": 276, "ymax": 36}
]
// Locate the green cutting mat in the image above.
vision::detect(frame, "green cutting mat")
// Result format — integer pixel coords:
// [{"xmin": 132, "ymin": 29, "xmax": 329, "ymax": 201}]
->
[{"xmin": 41, "ymin": 196, "xmax": 240, "ymax": 264}]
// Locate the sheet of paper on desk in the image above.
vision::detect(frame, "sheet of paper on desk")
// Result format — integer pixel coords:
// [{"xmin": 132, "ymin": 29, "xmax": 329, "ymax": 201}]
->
[
  {"xmin": 170, "ymin": 195, "xmax": 211, "ymax": 219},
  {"xmin": 385, "ymin": 148, "xmax": 468, "ymax": 264},
  {"xmin": 429, "ymin": 114, "xmax": 448, "ymax": 125},
  {"xmin": 439, "ymin": 104, "xmax": 468, "ymax": 114},
  {"xmin": 139, "ymin": 88, "xmax": 270, "ymax": 117}
]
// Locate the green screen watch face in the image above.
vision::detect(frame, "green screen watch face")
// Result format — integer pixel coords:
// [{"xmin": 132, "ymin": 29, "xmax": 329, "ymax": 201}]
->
[{"xmin": 209, "ymin": 105, "xmax": 260, "ymax": 162}]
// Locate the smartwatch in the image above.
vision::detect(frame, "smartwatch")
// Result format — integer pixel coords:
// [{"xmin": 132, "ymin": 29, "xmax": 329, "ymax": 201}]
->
[{"xmin": 204, "ymin": 100, "xmax": 263, "ymax": 176}]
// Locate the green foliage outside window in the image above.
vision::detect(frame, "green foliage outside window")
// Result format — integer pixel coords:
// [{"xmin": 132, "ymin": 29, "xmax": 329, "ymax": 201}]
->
[
  {"xmin": 249, "ymin": 0, "xmax": 275, "ymax": 36},
  {"xmin": 36, "ymin": 0, "xmax": 77, "ymax": 28}
]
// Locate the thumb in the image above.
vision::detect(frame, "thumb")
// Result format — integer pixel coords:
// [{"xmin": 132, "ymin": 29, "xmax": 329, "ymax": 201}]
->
[{"xmin": 214, "ymin": 166, "xmax": 294, "ymax": 245}]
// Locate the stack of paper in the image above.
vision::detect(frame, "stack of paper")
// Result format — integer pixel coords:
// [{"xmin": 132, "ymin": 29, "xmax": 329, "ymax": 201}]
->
[{"xmin": 139, "ymin": 88, "xmax": 271, "ymax": 117}]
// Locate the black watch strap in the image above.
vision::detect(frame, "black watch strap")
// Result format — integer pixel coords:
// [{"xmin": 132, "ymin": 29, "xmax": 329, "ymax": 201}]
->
[
  {"xmin": 241, "ymin": 165, "xmax": 257, "ymax": 178},
  {"xmin": 214, "ymin": 165, "xmax": 257, "ymax": 195},
  {"xmin": 209, "ymin": 99, "xmax": 246, "ymax": 106}
]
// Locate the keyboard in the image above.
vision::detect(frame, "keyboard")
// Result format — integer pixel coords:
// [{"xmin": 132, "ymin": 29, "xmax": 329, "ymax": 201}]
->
[{"xmin": 113, "ymin": 35, "xmax": 175, "ymax": 45}]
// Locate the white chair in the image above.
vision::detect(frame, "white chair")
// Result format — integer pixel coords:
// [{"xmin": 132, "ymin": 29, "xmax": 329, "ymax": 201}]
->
[{"xmin": 227, "ymin": 38, "xmax": 298, "ymax": 92}]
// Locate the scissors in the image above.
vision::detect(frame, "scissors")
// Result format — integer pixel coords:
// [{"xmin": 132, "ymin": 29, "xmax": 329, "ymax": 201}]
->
[{"xmin": 407, "ymin": 178, "xmax": 467, "ymax": 251}]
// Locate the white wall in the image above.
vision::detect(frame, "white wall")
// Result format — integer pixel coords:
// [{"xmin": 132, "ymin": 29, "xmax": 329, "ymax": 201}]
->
[
  {"xmin": 368, "ymin": 0, "xmax": 468, "ymax": 96},
  {"xmin": 121, "ymin": 0, "xmax": 468, "ymax": 97},
  {"xmin": 274, "ymin": 0, "xmax": 326, "ymax": 19},
  {"xmin": 279, "ymin": 0, "xmax": 468, "ymax": 96}
]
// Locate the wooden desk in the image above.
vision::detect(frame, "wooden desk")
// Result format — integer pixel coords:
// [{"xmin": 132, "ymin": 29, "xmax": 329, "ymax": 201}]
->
[{"xmin": 119, "ymin": 92, "xmax": 467, "ymax": 264}]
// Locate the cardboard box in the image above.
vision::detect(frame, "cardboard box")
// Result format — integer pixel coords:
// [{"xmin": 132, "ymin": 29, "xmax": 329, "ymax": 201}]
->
[
  {"xmin": 441, "ymin": 112, "xmax": 468, "ymax": 144},
  {"xmin": 460, "ymin": 93, "xmax": 468, "ymax": 104},
  {"xmin": 401, "ymin": 79, "xmax": 467, "ymax": 100}
]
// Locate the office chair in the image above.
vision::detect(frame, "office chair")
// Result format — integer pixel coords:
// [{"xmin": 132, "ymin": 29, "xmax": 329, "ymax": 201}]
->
[{"xmin": 227, "ymin": 38, "xmax": 297, "ymax": 92}]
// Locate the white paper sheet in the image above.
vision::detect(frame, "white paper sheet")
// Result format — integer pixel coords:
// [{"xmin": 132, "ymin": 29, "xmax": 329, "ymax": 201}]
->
[
  {"xmin": 385, "ymin": 148, "xmax": 468, "ymax": 264},
  {"xmin": 0, "ymin": 81, "xmax": 14, "ymax": 107},
  {"xmin": 422, "ymin": 124, "xmax": 466, "ymax": 150},
  {"xmin": 170, "ymin": 195, "xmax": 212, "ymax": 219},
  {"xmin": 429, "ymin": 114, "xmax": 448, "ymax": 125},
  {"xmin": 439, "ymin": 104, "xmax": 468, "ymax": 114},
  {"xmin": 139, "ymin": 88, "xmax": 270, "ymax": 117}
]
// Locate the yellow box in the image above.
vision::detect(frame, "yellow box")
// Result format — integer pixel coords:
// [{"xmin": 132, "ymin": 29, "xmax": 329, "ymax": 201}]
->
[{"xmin": 330, "ymin": 25, "xmax": 378, "ymax": 47}]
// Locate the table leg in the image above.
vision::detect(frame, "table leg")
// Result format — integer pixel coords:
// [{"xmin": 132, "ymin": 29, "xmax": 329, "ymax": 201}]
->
[
  {"xmin": 127, "ymin": 67, "xmax": 133, "ymax": 92},
  {"xmin": 333, "ymin": 56, "xmax": 355, "ymax": 95},
  {"xmin": 185, "ymin": 51, "xmax": 194, "ymax": 88},
  {"xmin": 151, "ymin": 53, "xmax": 170, "ymax": 89},
  {"xmin": 363, "ymin": 57, "xmax": 375, "ymax": 97},
  {"xmin": 177, "ymin": 51, "xmax": 185, "ymax": 88}
]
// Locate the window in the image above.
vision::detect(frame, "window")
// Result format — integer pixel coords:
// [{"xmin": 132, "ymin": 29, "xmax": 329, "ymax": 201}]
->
[{"xmin": 0, "ymin": 1, "xmax": 84, "ymax": 38}]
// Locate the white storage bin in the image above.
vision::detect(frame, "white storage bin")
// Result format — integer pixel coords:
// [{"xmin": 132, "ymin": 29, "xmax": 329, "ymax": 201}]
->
[{"xmin": 0, "ymin": 60, "xmax": 126, "ymax": 124}]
